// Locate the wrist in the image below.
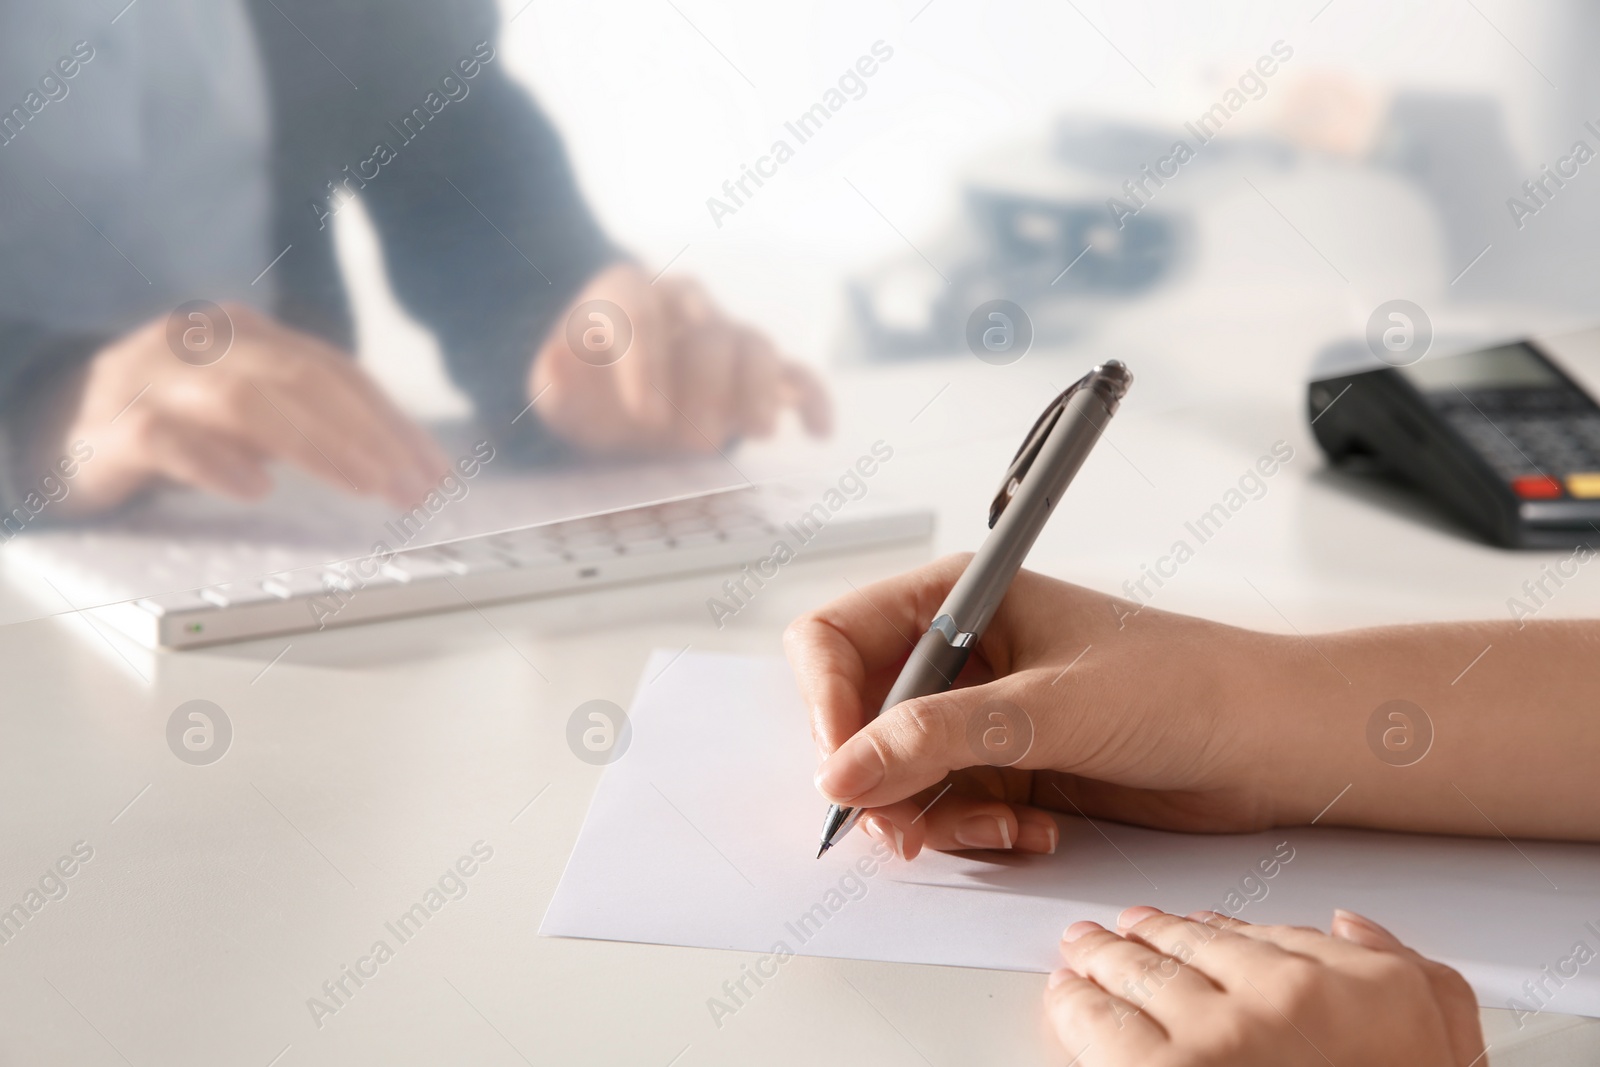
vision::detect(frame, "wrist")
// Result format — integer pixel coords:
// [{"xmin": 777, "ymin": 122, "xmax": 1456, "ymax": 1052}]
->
[{"xmin": 1220, "ymin": 627, "xmax": 1351, "ymax": 828}]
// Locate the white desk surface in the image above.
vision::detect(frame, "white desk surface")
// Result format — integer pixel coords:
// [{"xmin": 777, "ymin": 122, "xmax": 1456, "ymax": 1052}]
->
[{"xmin": 3, "ymin": 328, "xmax": 1600, "ymax": 1066}]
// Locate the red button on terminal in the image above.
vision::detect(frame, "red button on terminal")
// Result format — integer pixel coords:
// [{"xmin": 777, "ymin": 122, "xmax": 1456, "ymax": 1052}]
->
[{"xmin": 1511, "ymin": 475, "xmax": 1564, "ymax": 499}]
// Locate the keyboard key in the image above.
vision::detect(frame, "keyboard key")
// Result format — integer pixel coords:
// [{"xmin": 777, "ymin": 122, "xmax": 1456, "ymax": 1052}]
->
[
  {"xmin": 381, "ymin": 553, "xmax": 454, "ymax": 582},
  {"xmin": 567, "ymin": 542, "xmax": 624, "ymax": 562},
  {"xmin": 136, "ymin": 591, "xmax": 216, "ymax": 616},
  {"xmin": 262, "ymin": 572, "xmax": 328, "ymax": 599},
  {"xmin": 673, "ymin": 530, "xmax": 728, "ymax": 548},
  {"xmin": 606, "ymin": 508, "xmax": 664, "ymax": 532},
  {"xmin": 200, "ymin": 582, "xmax": 278, "ymax": 608},
  {"xmin": 1511, "ymin": 474, "xmax": 1563, "ymax": 499},
  {"xmin": 557, "ymin": 516, "xmax": 612, "ymax": 538},
  {"xmin": 618, "ymin": 536, "xmax": 674, "ymax": 556},
  {"xmin": 434, "ymin": 544, "xmax": 514, "ymax": 575},
  {"xmin": 1567, "ymin": 473, "xmax": 1600, "ymax": 498},
  {"xmin": 321, "ymin": 569, "xmax": 358, "ymax": 592}
]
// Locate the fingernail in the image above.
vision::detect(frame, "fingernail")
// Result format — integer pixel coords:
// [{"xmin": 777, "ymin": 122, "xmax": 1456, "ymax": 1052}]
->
[
  {"xmin": 954, "ymin": 815, "xmax": 1011, "ymax": 850},
  {"xmin": 1117, "ymin": 906, "xmax": 1162, "ymax": 931},
  {"xmin": 1063, "ymin": 921, "xmax": 1102, "ymax": 943},
  {"xmin": 1337, "ymin": 908, "xmax": 1388, "ymax": 934},
  {"xmin": 1016, "ymin": 819, "xmax": 1056, "ymax": 854},
  {"xmin": 1047, "ymin": 968, "xmax": 1072, "ymax": 989},
  {"xmin": 1332, "ymin": 908, "xmax": 1401, "ymax": 948},
  {"xmin": 813, "ymin": 740, "xmax": 884, "ymax": 803},
  {"xmin": 863, "ymin": 815, "xmax": 903, "ymax": 861},
  {"xmin": 1333, "ymin": 908, "xmax": 1387, "ymax": 933},
  {"xmin": 899, "ymin": 826, "xmax": 920, "ymax": 862}
]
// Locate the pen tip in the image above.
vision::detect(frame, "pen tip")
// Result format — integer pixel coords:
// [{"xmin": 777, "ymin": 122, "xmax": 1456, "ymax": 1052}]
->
[{"xmin": 816, "ymin": 842, "xmax": 829, "ymax": 859}]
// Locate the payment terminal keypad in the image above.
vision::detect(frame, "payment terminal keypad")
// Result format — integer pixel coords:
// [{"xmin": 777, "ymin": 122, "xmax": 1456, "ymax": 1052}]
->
[{"xmin": 1431, "ymin": 389, "xmax": 1600, "ymax": 500}]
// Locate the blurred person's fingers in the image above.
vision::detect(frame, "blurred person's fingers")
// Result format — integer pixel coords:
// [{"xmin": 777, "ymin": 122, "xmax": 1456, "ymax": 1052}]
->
[
  {"xmin": 611, "ymin": 277, "xmax": 674, "ymax": 437},
  {"xmin": 239, "ymin": 306, "xmax": 449, "ymax": 483},
  {"xmin": 733, "ymin": 326, "xmax": 782, "ymax": 438},
  {"xmin": 160, "ymin": 368, "xmax": 401, "ymax": 504},
  {"xmin": 162, "ymin": 304, "xmax": 442, "ymax": 504},
  {"xmin": 680, "ymin": 317, "xmax": 739, "ymax": 449},
  {"xmin": 323, "ymin": 358, "xmax": 450, "ymax": 485},
  {"xmin": 657, "ymin": 275, "xmax": 734, "ymax": 451},
  {"xmin": 782, "ymin": 359, "xmax": 833, "ymax": 437},
  {"xmin": 533, "ymin": 265, "xmax": 815, "ymax": 456},
  {"xmin": 249, "ymin": 371, "xmax": 421, "ymax": 504},
  {"xmin": 245, "ymin": 335, "xmax": 448, "ymax": 500},
  {"xmin": 138, "ymin": 417, "xmax": 271, "ymax": 501},
  {"xmin": 53, "ymin": 308, "xmax": 441, "ymax": 513}
]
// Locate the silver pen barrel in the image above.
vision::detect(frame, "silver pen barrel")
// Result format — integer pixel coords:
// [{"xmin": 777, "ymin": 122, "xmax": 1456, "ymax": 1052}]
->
[
  {"xmin": 938, "ymin": 362, "xmax": 1129, "ymax": 641},
  {"xmin": 817, "ymin": 362, "xmax": 1131, "ymax": 856}
]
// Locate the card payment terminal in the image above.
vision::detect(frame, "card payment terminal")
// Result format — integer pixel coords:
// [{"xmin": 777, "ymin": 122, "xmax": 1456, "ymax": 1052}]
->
[{"xmin": 1309, "ymin": 340, "xmax": 1600, "ymax": 548}]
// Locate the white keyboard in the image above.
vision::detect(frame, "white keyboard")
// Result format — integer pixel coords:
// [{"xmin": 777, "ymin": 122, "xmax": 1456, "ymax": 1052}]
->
[{"xmin": 68, "ymin": 485, "xmax": 933, "ymax": 649}]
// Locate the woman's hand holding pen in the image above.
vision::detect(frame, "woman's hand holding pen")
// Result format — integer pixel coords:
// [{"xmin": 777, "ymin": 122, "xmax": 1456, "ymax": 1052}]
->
[
  {"xmin": 784, "ymin": 554, "xmax": 1295, "ymax": 859},
  {"xmin": 788, "ymin": 552, "xmax": 1600, "ymax": 852},
  {"xmin": 786, "ymin": 555, "xmax": 1492, "ymax": 1065}
]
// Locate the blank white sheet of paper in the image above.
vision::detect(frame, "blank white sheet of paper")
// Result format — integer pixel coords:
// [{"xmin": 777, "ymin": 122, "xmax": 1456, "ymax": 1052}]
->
[{"xmin": 542, "ymin": 650, "xmax": 1600, "ymax": 1018}]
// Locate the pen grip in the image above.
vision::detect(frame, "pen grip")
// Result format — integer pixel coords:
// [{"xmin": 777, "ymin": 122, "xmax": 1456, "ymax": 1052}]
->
[{"xmin": 878, "ymin": 627, "xmax": 972, "ymax": 715}]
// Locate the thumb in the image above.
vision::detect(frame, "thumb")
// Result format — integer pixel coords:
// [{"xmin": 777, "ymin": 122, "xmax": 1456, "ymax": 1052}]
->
[{"xmin": 813, "ymin": 682, "xmax": 1031, "ymax": 808}]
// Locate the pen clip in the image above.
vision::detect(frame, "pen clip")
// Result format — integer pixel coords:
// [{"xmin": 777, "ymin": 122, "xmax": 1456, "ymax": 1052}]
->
[
  {"xmin": 988, "ymin": 386, "xmax": 1073, "ymax": 528},
  {"xmin": 988, "ymin": 361, "xmax": 1131, "ymax": 528}
]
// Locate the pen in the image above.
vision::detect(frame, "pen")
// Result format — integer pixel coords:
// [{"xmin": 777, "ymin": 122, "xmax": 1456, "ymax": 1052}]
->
[{"xmin": 816, "ymin": 360, "xmax": 1133, "ymax": 857}]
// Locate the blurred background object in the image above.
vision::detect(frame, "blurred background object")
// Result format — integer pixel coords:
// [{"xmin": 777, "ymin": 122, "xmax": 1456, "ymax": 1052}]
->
[
  {"xmin": 10, "ymin": 0, "xmax": 1600, "ymax": 630},
  {"xmin": 840, "ymin": 121, "xmax": 1189, "ymax": 362}
]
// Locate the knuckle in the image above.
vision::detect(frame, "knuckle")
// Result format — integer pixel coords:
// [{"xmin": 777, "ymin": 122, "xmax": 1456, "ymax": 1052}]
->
[
  {"xmin": 1196, "ymin": 1011, "xmax": 1255, "ymax": 1061},
  {"xmin": 1067, "ymin": 934, "xmax": 1109, "ymax": 966},
  {"xmin": 1268, "ymin": 958, "xmax": 1325, "ymax": 1011},
  {"xmin": 888, "ymin": 697, "xmax": 953, "ymax": 760},
  {"xmin": 218, "ymin": 378, "xmax": 256, "ymax": 421},
  {"xmin": 1134, "ymin": 916, "xmax": 1200, "ymax": 961},
  {"xmin": 1053, "ymin": 977, "xmax": 1116, "ymax": 1021},
  {"xmin": 859, "ymin": 731, "xmax": 901, "ymax": 785},
  {"xmin": 1374, "ymin": 955, "xmax": 1434, "ymax": 999},
  {"xmin": 121, "ymin": 407, "xmax": 159, "ymax": 445},
  {"xmin": 216, "ymin": 301, "xmax": 254, "ymax": 329},
  {"xmin": 280, "ymin": 359, "xmax": 321, "ymax": 391},
  {"xmin": 1130, "ymin": 913, "xmax": 1183, "ymax": 938},
  {"xmin": 1070, "ymin": 931, "xmax": 1130, "ymax": 973},
  {"xmin": 1427, "ymin": 961, "xmax": 1476, "ymax": 1004}
]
